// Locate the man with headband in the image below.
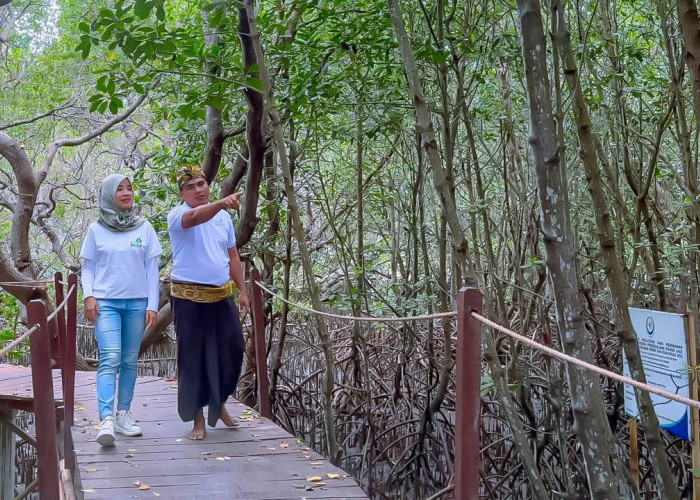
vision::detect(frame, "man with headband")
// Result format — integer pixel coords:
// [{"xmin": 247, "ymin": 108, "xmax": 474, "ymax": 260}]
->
[{"xmin": 167, "ymin": 165, "xmax": 249, "ymax": 440}]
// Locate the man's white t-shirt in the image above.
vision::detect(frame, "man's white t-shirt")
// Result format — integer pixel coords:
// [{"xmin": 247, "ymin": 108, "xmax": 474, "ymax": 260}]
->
[
  {"xmin": 80, "ymin": 222, "xmax": 162, "ymax": 306},
  {"xmin": 167, "ymin": 203, "xmax": 236, "ymax": 286}
]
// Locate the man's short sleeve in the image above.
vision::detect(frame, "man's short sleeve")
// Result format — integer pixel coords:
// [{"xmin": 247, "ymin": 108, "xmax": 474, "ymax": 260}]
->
[
  {"xmin": 80, "ymin": 225, "xmax": 97, "ymax": 260},
  {"xmin": 228, "ymin": 219, "xmax": 237, "ymax": 248},
  {"xmin": 167, "ymin": 204, "xmax": 187, "ymax": 231}
]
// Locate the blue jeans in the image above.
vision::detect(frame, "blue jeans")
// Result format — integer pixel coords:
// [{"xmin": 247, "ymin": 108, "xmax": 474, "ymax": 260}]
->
[{"xmin": 95, "ymin": 298, "xmax": 147, "ymax": 420}]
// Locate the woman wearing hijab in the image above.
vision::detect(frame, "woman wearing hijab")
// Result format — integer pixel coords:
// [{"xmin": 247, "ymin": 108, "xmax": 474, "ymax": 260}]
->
[{"xmin": 80, "ymin": 174, "xmax": 162, "ymax": 446}]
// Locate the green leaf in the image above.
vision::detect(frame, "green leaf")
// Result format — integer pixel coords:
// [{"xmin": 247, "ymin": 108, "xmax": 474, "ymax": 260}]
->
[
  {"xmin": 109, "ymin": 97, "xmax": 123, "ymax": 113},
  {"xmin": 134, "ymin": 0, "xmax": 152, "ymax": 19},
  {"xmin": 76, "ymin": 37, "xmax": 91, "ymax": 59},
  {"xmin": 96, "ymin": 75, "xmax": 108, "ymax": 92},
  {"xmin": 245, "ymin": 77, "xmax": 263, "ymax": 92},
  {"xmin": 204, "ymin": 95, "xmax": 224, "ymax": 110}
]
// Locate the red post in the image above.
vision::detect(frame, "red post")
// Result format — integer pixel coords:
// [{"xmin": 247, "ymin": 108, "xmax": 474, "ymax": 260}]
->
[
  {"xmin": 455, "ymin": 287, "xmax": 482, "ymax": 500},
  {"xmin": 64, "ymin": 273, "xmax": 78, "ymax": 471},
  {"xmin": 250, "ymin": 269, "xmax": 271, "ymax": 418},
  {"xmin": 27, "ymin": 299, "xmax": 60, "ymax": 499},
  {"xmin": 54, "ymin": 272, "xmax": 66, "ymax": 373}
]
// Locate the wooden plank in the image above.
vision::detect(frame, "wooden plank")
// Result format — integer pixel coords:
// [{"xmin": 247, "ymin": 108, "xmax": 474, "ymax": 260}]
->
[
  {"xmin": 71, "ymin": 373, "xmax": 367, "ymax": 499},
  {"xmin": 1, "ymin": 368, "xmax": 367, "ymax": 499}
]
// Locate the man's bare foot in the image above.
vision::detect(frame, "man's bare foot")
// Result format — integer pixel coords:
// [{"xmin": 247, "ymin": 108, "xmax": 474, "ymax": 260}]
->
[
  {"xmin": 220, "ymin": 406, "xmax": 238, "ymax": 427},
  {"xmin": 187, "ymin": 412, "xmax": 206, "ymax": 440}
]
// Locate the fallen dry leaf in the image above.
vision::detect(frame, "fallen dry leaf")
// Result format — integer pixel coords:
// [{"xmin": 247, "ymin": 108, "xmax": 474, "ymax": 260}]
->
[
  {"xmin": 139, "ymin": 485, "xmax": 150, "ymax": 490},
  {"xmin": 127, "ymin": 448, "xmax": 138, "ymax": 452},
  {"xmin": 82, "ymin": 489, "xmax": 95, "ymax": 493},
  {"xmin": 267, "ymin": 447, "xmax": 276, "ymax": 451},
  {"xmin": 86, "ymin": 467, "xmax": 97, "ymax": 472},
  {"xmin": 76, "ymin": 406, "xmax": 85, "ymax": 411},
  {"xmin": 216, "ymin": 456, "xmax": 231, "ymax": 461},
  {"xmin": 293, "ymin": 484, "xmax": 305, "ymax": 489},
  {"xmin": 175, "ymin": 438, "xmax": 183, "ymax": 442},
  {"xmin": 309, "ymin": 461, "xmax": 323, "ymax": 466},
  {"xmin": 307, "ymin": 476, "xmax": 323, "ymax": 482},
  {"xmin": 164, "ymin": 377, "xmax": 176, "ymax": 382},
  {"xmin": 125, "ymin": 454, "xmax": 134, "ymax": 459},
  {"xmin": 280, "ymin": 441, "xmax": 289, "ymax": 448},
  {"xmin": 327, "ymin": 473, "xmax": 341, "ymax": 479}
]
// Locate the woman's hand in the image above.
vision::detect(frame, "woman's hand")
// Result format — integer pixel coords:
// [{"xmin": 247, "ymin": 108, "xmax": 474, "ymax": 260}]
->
[
  {"xmin": 84, "ymin": 297, "xmax": 99, "ymax": 323},
  {"xmin": 145, "ymin": 310, "xmax": 157, "ymax": 330}
]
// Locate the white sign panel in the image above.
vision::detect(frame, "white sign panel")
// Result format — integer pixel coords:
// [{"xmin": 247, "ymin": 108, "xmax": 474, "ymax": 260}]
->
[{"xmin": 623, "ymin": 308, "xmax": 690, "ymax": 441}]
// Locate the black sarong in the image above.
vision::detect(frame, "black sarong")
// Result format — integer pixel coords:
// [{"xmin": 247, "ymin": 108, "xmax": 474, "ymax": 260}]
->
[{"xmin": 171, "ymin": 295, "xmax": 244, "ymax": 427}]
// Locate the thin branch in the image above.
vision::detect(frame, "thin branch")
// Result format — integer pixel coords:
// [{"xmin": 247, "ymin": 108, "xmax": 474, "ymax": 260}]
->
[
  {"xmin": 39, "ymin": 93, "xmax": 147, "ymax": 180},
  {"xmin": 0, "ymin": 100, "xmax": 76, "ymax": 131}
]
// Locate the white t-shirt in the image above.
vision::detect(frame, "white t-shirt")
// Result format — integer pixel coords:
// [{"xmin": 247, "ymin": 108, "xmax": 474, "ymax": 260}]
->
[
  {"xmin": 80, "ymin": 222, "xmax": 162, "ymax": 308},
  {"xmin": 167, "ymin": 203, "xmax": 237, "ymax": 286}
]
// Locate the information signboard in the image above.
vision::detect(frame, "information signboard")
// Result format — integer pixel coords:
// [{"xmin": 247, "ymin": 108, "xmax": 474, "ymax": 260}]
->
[{"xmin": 622, "ymin": 308, "xmax": 690, "ymax": 441}]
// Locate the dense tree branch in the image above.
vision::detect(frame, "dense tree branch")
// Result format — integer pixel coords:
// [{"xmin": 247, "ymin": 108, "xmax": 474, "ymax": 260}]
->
[
  {"xmin": 0, "ymin": 100, "xmax": 75, "ymax": 131},
  {"xmin": 38, "ymin": 93, "xmax": 147, "ymax": 182}
]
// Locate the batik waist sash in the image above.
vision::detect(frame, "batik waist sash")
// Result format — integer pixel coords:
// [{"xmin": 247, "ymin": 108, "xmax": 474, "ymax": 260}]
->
[{"xmin": 170, "ymin": 281, "xmax": 235, "ymax": 303}]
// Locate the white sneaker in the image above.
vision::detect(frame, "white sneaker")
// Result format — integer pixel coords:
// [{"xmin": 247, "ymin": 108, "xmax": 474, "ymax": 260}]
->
[
  {"xmin": 115, "ymin": 410, "xmax": 142, "ymax": 436},
  {"xmin": 96, "ymin": 416, "xmax": 115, "ymax": 446}
]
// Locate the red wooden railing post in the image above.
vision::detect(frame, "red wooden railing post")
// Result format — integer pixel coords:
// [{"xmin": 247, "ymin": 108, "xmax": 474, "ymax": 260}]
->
[
  {"xmin": 250, "ymin": 269, "xmax": 271, "ymax": 418},
  {"xmin": 456, "ymin": 287, "xmax": 483, "ymax": 500},
  {"xmin": 64, "ymin": 273, "xmax": 78, "ymax": 472},
  {"xmin": 27, "ymin": 298, "xmax": 60, "ymax": 499},
  {"xmin": 54, "ymin": 273, "xmax": 66, "ymax": 372}
]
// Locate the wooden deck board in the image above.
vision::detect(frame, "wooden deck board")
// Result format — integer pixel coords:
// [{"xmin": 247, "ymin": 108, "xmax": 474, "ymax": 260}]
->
[{"xmin": 0, "ymin": 365, "xmax": 367, "ymax": 499}]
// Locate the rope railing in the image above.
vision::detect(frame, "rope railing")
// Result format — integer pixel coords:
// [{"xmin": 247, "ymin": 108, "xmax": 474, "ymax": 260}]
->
[
  {"xmin": 254, "ymin": 280, "xmax": 457, "ymax": 322},
  {"xmin": 0, "ymin": 280, "xmax": 55, "ymax": 286},
  {"xmin": 471, "ymin": 311, "xmax": 700, "ymax": 410},
  {"xmin": 0, "ymin": 284, "xmax": 76, "ymax": 358},
  {"xmin": 0, "ymin": 324, "xmax": 41, "ymax": 357}
]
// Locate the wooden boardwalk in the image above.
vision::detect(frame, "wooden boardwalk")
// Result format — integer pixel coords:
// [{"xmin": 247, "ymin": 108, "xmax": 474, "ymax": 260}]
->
[{"xmin": 0, "ymin": 365, "xmax": 368, "ymax": 499}]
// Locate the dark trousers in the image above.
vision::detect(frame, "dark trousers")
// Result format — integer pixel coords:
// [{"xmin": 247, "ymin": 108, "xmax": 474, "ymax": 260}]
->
[{"xmin": 171, "ymin": 296, "xmax": 245, "ymax": 427}]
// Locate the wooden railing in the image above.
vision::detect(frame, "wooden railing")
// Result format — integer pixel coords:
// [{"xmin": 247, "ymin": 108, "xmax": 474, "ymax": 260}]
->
[
  {"xmin": 1, "ymin": 272, "xmax": 78, "ymax": 500},
  {"xmin": 248, "ymin": 275, "xmax": 482, "ymax": 499}
]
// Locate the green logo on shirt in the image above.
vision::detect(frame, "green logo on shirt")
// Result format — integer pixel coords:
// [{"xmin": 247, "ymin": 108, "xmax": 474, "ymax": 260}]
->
[{"xmin": 130, "ymin": 237, "xmax": 144, "ymax": 248}]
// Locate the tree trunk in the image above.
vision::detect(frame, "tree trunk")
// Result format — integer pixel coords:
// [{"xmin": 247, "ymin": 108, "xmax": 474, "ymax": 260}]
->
[
  {"xmin": 387, "ymin": 0, "xmax": 475, "ymax": 285},
  {"xmin": 244, "ymin": 0, "xmax": 340, "ymax": 465},
  {"xmin": 516, "ymin": 0, "xmax": 634, "ymax": 496},
  {"xmin": 551, "ymin": 3, "xmax": 677, "ymax": 496}
]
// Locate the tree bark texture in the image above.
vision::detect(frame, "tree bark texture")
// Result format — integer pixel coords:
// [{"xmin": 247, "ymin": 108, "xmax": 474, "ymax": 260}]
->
[
  {"xmin": 552, "ymin": 2, "xmax": 676, "ymax": 497},
  {"xmin": 516, "ymin": 0, "xmax": 633, "ymax": 497}
]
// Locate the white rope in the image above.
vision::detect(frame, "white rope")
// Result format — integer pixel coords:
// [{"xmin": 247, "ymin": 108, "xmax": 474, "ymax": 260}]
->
[
  {"xmin": 46, "ymin": 284, "xmax": 76, "ymax": 322},
  {"xmin": 472, "ymin": 312, "xmax": 700, "ymax": 410},
  {"xmin": 0, "ymin": 324, "xmax": 40, "ymax": 357},
  {"xmin": 0, "ymin": 284, "xmax": 76, "ymax": 357},
  {"xmin": 254, "ymin": 281, "xmax": 457, "ymax": 322}
]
